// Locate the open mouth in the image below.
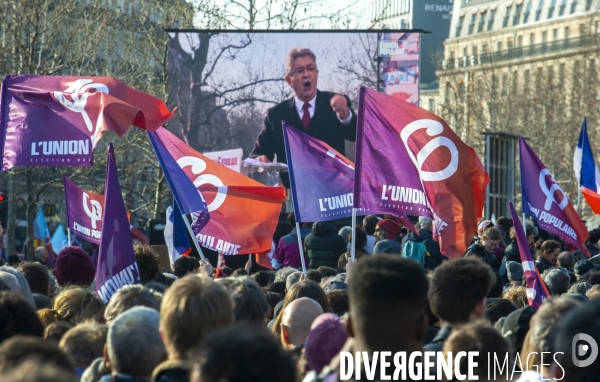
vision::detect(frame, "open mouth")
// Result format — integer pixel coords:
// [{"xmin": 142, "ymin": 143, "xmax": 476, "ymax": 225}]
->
[{"xmin": 303, "ymin": 81, "xmax": 311, "ymax": 90}]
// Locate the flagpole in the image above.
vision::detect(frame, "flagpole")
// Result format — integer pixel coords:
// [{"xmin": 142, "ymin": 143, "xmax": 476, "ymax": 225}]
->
[
  {"xmin": 181, "ymin": 214, "xmax": 206, "ymax": 261},
  {"xmin": 522, "ymin": 213, "xmax": 526, "ymax": 235},
  {"xmin": 295, "ymin": 222, "xmax": 308, "ymax": 278},
  {"xmin": 351, "ymin": 208, "xmax": 357, "ymax": 263},
  {"xmin": 67, "ymin": 228, "xmax": 71, "ymax": 246}
]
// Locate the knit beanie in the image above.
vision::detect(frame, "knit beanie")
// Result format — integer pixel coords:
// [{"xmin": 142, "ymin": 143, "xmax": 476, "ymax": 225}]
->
[
  {"xmin": 55, "ymin": 246, "xmax": 96, "ymax": 287},
  {"xmin": 376, "ymin": 219, "xmax": 402, "ymax": 237},
  {"xmin": 304, "ymin": 313, "xmax": 348, "ymax": 373}
]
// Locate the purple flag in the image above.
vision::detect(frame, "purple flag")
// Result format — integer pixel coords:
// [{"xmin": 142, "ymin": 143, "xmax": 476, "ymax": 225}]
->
[
  {"xmin": 508, "ymin": 202, "xmax": 549, "ymax": 308},
  {"xmin": 63, "ymin": 176, "xmax": 104, "ymax": 244},
  {"xmin": 0, "ymin": 75, "xmax": 174, "ymax": 171},
  {"xmin": 519, "ymin": 137, "xmax": 589, "ymax": 254},
  {"xmin": 282, "ymin": 122, "xmax": 415, "ymax": 230},
  {"xmin": 95, "ymin": 143, "xmax": 140, "ymax": 303},
  {"xmin": 147, "ymin": 130, "xmax": 209, "ymax": 230}
]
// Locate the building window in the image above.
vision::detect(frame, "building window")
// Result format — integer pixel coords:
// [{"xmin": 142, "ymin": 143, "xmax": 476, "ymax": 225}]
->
[
  {"xmin": 559, "ymin": 0, "xmax": 567, "ymax": 15},
  {"xmin": 502, "ymin": 74, "xmax": 508, "ymax": 95},
  {"xmin": 478, "ymin": 11, "xmax": 487, "ymax": 32},
  {"xmin": 559, "ymin": 63, "xmax": 565, "ymax": 87},
  {"xmin": 530, "ymin": 33, "xmax": 536, "ymax": 44},
  {"xmin": 542, "ymin": 30, "xmax": 548, "ymax": 43},
  {"xmin": 565, "ymin": 26, "xmax": 570, "ymax": 39},
  {"xmin": 553, "ymin": 28, "xmax": 559, "ymax": 40},
  {"xmin": 512, "ymin": 71, "xmax": 519, "ymax": 92},
  {"xmin": 571, "ymin": 0, "xmax": 578, "ymax": 13},
  {"xmin": 429, "ymin": 99, "xmax": 435, "ymax": 113},
  {"xmin": 586, "ymin": 0, "xmax": 593, "ymax": 11},
  {"xmin": 508, "ymin": 38, "xmax": 514, "ymax": 50},
  {"xmin": 468, "ymin": 13, "xmax": 476, "ymax": 34},
  {"xmin": 524, "ymin": 0, "xmax": 532, "ymax": 22},
  {"xmin": 488, "ymin": 9, "xmax": 496, "ymax": 30},
  {"xmin": 497, "ymin": 41, "xmax": 503, "ymax": 51},
  {"xmin": 463, "ymin": 47, "xmax": 468, "ymax": 57},
  {"xmin": 518, "ymin": 35, "xmax": 523, "ymax": 46},
  {"xmin": 504, "ymin": 5, "xmax": 512, "ymax": 27},
  {"xmin": 548, "ymin": 0, "xmax": 557, "ymax": 18},
  {"xmin": 524, "ymin": 69, "xmax": 530, "ymax": 91},
  {"xmin": 514, "ymin": 4, "xmax": 523, "ymax": 25},
  {"xmin": 456, "ymin": 15, "xmax": 465, "ymax": 37},
  {"xmin": 482, "ymin": 43, "xmax": 488, "ymax": 52},
  {"xmin": 536, "ymin": 0, "xmax": 544, "ymax": 21}
]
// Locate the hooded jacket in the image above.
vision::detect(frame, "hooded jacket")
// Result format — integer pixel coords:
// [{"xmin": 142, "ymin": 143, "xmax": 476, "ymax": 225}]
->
[
  {"xmin": 404, "ymin": 229, "xmax": 446, "ymax": 270},
  {"xmin": 304, "ymin": 222, "xmax": 347, "ymax": 269},
  {"xmin": 272, "ymin": 227, "xmax": 311, "ymax": 269}
]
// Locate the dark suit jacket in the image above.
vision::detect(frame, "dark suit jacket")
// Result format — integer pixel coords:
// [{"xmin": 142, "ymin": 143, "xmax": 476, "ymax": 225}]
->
[{"xmin": 250, "ymin": 90, "xmax": 357, "ymax": 188}]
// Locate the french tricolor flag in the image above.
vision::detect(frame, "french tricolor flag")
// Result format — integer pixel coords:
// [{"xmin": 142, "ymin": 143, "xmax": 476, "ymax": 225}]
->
[{"xmin": 574, "ymin": 118, "xmax": 600, "ymax": 214}]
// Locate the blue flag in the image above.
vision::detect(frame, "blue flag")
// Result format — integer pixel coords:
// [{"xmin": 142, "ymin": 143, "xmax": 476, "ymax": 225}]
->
[
  {"xmin": 164, "ymin": 200, "xmax": 192, "ymax": 266},
  {"xmin": 50, "ymin": 224, "xmax": 68, "ymax": 254},
  {"xmin": 96, "ymin": 143, "xmax": 140, "ymax": 303},
  {"xmin": 148, "ymin": 130, "xmax": 210, "ymax": 231}
]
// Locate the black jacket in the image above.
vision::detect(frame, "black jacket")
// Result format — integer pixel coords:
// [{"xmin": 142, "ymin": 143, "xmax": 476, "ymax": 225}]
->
[
  {"xmin": 463, "ymin": 242, "xmax": 499, "ymax": 273},
  {"xmin": 536, "ymin": 257, "xmax": 555, "ymax": 274},
  {"xmin": 304, "ymin": 222, "xmax": 347, "ymax": 269},
  {"xmin": 405, "ymin": 229, "xmax": 446, "ymax": 270},
  {"xmin": 251, "ymin": 90, "xmax": 357, "ymax": 188}
]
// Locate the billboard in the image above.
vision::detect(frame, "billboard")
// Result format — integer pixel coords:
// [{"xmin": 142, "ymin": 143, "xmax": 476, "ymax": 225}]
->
[{"xmin": 166, "ymin": 31, "xmax": 421, "ymax": 157}]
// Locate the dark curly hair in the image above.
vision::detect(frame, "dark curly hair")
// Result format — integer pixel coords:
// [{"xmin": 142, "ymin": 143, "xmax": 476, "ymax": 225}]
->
[{"xmin": 134, "ymin": 243, "xmax": 160, "ymax": 284}]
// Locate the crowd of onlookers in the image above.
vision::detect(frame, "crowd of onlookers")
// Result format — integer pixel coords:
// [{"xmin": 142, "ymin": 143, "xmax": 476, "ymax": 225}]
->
[{"xmin": 0, "ymin": 213, "xmax": 599, "ymax": 381}]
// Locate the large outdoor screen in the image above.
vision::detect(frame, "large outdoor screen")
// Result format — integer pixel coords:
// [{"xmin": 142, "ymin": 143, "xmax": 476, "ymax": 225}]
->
[{"xmin": 166, "ymin": 30, "xmax": 420, "ymax": 158}]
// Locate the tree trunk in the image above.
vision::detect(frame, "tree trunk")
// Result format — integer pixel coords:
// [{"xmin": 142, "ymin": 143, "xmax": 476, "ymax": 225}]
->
[
  {"xmin": 6, "ymin": 173, "xmax": 16, "ymax": 257},
  {"xmin": 26, "ymin": 170, "xmax": 36, "ymax": 261}
]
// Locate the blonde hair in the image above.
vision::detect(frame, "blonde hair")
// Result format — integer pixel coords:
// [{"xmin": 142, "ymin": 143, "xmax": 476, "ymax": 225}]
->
[
  {"xmin": 52, "ymin": 287, "xmax": 105, "ymax": 324},
  {"xmin": 504, "ymin": 286, "xmax": 528, "ymax": 308},
  {"xmin": 160, "ymin": 275, "xmax": 234, "ymax": 360}
]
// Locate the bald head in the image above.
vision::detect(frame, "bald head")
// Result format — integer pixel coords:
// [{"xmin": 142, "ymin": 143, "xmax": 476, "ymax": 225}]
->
[
  {"xmin": 34, "ymin": 247, "xmax": 48, "ymax": 262},
  {"xmin": 280, "ymin": 297, "xmax": 324, "ymax": 347},
  {"xmin": 557, "ymin": 251, "xmax": 574, "ymax": 270}
]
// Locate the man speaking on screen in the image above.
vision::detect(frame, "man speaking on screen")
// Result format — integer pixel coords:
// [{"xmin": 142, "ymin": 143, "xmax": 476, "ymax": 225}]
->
[{"xmin": 251, "ymin": 47, "xmax": 358, "ymax": 188}]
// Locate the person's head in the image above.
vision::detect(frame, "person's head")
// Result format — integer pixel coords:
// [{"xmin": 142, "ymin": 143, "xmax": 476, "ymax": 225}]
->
[
  {"xmin": 271, "ymin": 280, "xmax": 330, "ymax": 336},
  {"xmin": 0, "ymin": 291, "xmax": 44, "ymax": 343},
  {"xmin": 269, "ymin": 281, "xmax": 286, "ymax": 297},
  {"xmin": 429, "ymin": 258, "xmax": 495, "ymax": 326},
  {"xmin": 58, "ymin": 323, "xmax": 107, "ymax": 368},
  {"xmin": 496, "ymin": 217, "xmax": 513, "ymax": 235},
  {"xmin": 251, "ymin": 271, "xmax": 270, "ymax": 287},
  {"xmin": 306, "ymin": 270, "xmax": 324, "ymax": 284},
  {"xmin": 264, "ymin": 291, "xmax": 282, "ymax": 321},
  {"xmin": 316, "ymin": 266, "xmax": 337, "ymax": 277},
  {"xmin": 106, "ymin": 306, "xmax": 165, "ymax": 379},
  {"xmin": 104, "ymin": 284, "xmax": 161, "ymax": 323},
  {"xmin": 338, "ymin": 226, "xmax": 352, "ymax": 244},
  {"xmin": 443, "ymin": 322, "xmax": 512, "ymax": 382},
  {"xmin": 32, "ymin": 293, "xmax": 51, "ymax": 310},
  {"xmin": 0, "ymin": 336, "xmax": 72, "ymax": 374},
  {"xmin": 275, "ymin": 267, "xmax": 297, "ymax": 283},
  {"xmin": 506, "ymin": 261, "xmax": 524, "ymax": 285},
  {"xmin": 160, "ymin": 275, "xmax": 234, "ymax": 360},
  {"xmin": 503, "ymin": 286, "xmax": 528, "ymax": 308},
  {"xmin": 215, "ymin": 276, "xmax": 270, "ymax": 324},
  {"xmin": 553, "ymin": 298, "xmax": 600, "ymax": 381},
  {"xmin": 484, "ymin": 298, "xmax": 517, "ymax": 325},
  {"xmin": 34, "ymin": 247, "xmax": 48, "ymax": 263},
  {"xmin": 481, "ymin": 226, "xmax": 501, "ymax": 252},
  {"xmin": 477, "ymin": 220, "xmax": 493, "ymax": 237},
  {"xmin": 304, "ymin": 313, "xmax": 349, "ymax": 374},
  {"xmin": 362, "ymin": 215, "xmax": 379, "ymax": 236},
  {"xmin": 569, "ymin": 281, "xmax": 593, "ymax": 295},
  {"xmin": 588, "ymin": 271, "xmax": 600, "ymax": 286},
  {"xmin": 284, "ymin": 47, "xmax": 318, "ymax": 102},
  {"xmin": 543, "ymin": 268, "xmax": 571, "ymax": 296},
  {"xmin": 172, "ymin": 256, "xmax": 200, "ymax": 278},
  {"xmin": 43, "ymin": 321, "xmax": 74, "ymax": 342},
  {"xmin": 0, "ymin": 271, "xmax": 22, "ymax": 296},
  {"xmin": 575, "ymin": 259, "xmax": 597, "ymax": 281},
  {"xmin": 280, "ymin": 297, "xmax": 323, "ymax": 348},
  {"xmin": 525, "ymin": 297, "xmax": 579, "ymax": 372},
  {"xmin": 2, "ymin": 358, "xmax": 78, "ymax": 382},
  {"xmin": 55, "ymin": 247, "xmax": 95, "ymax": 287},
  {"xmin": 326, "ymin": 289, "xmax": 349, "ymax": 315},
  {"xmin": 7, "ymin": 255, "xmax": 20, "ymax": 267},
  {"xmin": 52, "ymin": 287, "xmax": 105, "ymax": 324},
  {"xmin": 557, "ymin": 251, "xmax": 575, "ymax": 270},
  {"xmin": 539, "ymin": 239, "xmax": 561, "ymax": 264},
  {"xmin": 586, "ymin": 284, "xmax": 600, "ymax": 300},
  {"xmin": 418, "ymin": 216, "xmax": 433, "ymax": 231},
  {"xmin": 586, "ymin": 228, "xmax": 600, "ymax": 246},
  {"xmin": 191, "ymin": 325, "xmax": 296, "ymax": 382},
  {"xmin": 374, "ymin": 219, "xmax": 402, "ymax": 240},
  {"xmin": 134, "ymin": 243, "xmax": 159, "ymax": 284},
  {"xmin": 285, "ymin": 271, "xmax": 302, "ymax": 291},
  {"xmin": 350, "ymin": 227, "xmax": 367, "ymax": 251},
  {"xmin": 0, "ymin": 267, "xmax": 33, "ymax": 307},
  {"xmin": 496, "ymin": 305, "xmax": 536, "ymax": 355},
  {"xmin": 231, "ymin": 268, "xmax": 247, "ymax": 277},
  {"xmin": 17, "ymin": 263, "xmax": 49, "ymax": 296},
  {"xmin": 286, "ymin": 211, "xmax": 303, "ymax": 228},
  {"xmin": 348, "ymin": 255, "xmax": 428, "ymax": 353}
]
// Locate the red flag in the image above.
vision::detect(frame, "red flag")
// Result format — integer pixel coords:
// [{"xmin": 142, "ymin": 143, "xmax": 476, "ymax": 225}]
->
[{"xmin": 153, "ymin": 127, "xmax": 286, "ymax": 255}]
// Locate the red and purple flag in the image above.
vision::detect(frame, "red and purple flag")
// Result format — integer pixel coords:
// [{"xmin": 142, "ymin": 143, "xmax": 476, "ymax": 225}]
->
[
  {"xmin": 0, "ymin": 75, "xmax": 175, "ymax": 171},
  {"xmin": 63, "ymin": 175, "xmax": 104, "ymax": 245},
  {"xmin": 520, "ymin": 137, "xmax": 589, "ymax": 254},
  {"xmin": 283, "ymin": 122, "xmax": 415, "ymax": 230},
  {"xmin": 354, "ymin": 87, "xmax": 489, "ymax": 257},
  {"xmin": 149, "ymin": 127, "xmax": 286, "ymax": 255},
  {"xmin": 96, "ymin": 143, "xmax": 140, "ymax": 303},
  {"xmin": 508, "ymin": 202, "xmax": 549, "ymax": 308}
]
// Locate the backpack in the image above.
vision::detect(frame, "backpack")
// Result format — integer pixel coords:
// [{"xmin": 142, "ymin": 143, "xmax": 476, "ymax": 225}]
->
[{"xmin": 402, "ymin": 240, "xmax": 428, "ymax": 265}]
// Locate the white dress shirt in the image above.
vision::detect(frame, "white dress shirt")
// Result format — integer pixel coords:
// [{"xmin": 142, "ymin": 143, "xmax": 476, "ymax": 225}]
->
[{"xmin": 294, "ymin": 95, "xmax": 353, "ymax": 124}]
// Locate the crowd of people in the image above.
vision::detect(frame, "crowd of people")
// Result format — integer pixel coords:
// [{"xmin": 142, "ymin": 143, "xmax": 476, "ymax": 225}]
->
[{"xmin": 0, "ymin": 213, "xmax": 599, "ymax": 382}]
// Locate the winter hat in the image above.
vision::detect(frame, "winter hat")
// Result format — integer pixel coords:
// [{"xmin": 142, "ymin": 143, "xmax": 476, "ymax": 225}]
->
[
  {"xmin": 506, "ymin": 261, "xmax": 524, "ymax": 282},
  {"xmin": 376, "ymin": 219, "xmax": 402, "ymax": 237},
  {"xmin": 55, "ymin": 247, "xmax": 96, "ymax": 287},
  {"xmin": 304, "ymin": 313, "xmax": 348, "ymax": 373}
]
